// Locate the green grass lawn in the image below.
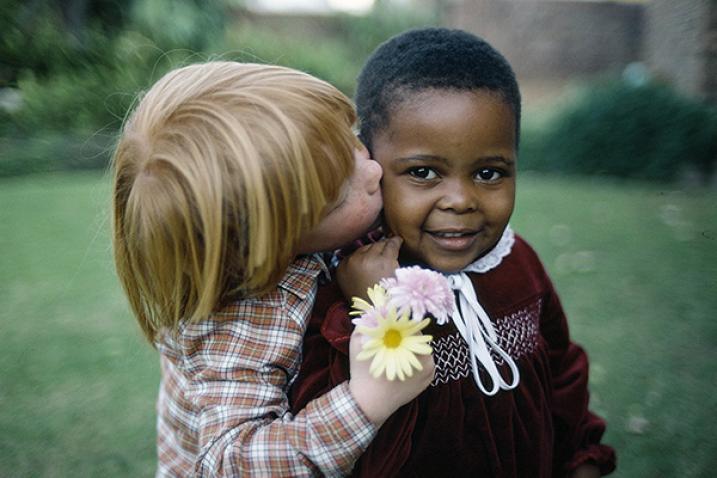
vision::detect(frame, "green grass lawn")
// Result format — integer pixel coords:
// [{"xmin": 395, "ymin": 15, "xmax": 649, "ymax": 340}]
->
[{"xmin": 1, "ymin": 171, "xmax": 715, "ymax": 477}]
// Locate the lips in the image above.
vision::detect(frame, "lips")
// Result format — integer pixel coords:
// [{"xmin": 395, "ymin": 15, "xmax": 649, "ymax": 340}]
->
[
  {"xmin": 430, "ymin": 231, "xmax": 474, "ymax": 238},
  {"xmin": 425, "ymin": 228, "xmax": 480, "ymax": 251}
]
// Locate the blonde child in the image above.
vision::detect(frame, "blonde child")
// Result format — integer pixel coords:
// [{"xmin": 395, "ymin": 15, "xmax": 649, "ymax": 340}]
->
[
  {"xmin": 111, "ymin": 61, "xmax": 434, "ymax": 477},
  {"xmin": 291, "ymin": 28, "xmax": 616, "ymax": 477}
]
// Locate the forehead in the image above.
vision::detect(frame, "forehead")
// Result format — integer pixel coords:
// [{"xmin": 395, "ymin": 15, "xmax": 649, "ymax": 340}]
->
[{"xmin": 376, "ymin": 89, "xmax": 517, "ymax": 160}]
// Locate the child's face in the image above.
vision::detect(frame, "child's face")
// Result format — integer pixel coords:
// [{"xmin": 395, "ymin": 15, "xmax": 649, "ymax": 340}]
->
[
  {"xmin": 372, "ymin": 89, "xmax": 517, "ymax": 273},
  {"xmin": 297, "ymin": 144, "xmax": 383, "ymax": 254}
]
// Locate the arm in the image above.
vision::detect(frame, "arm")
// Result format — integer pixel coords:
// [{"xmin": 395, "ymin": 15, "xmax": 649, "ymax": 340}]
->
[
  {"xmin": 185, "ymin": 302, "xmax": 372, "ymax": 477},
  {"xmin": 336, "ymin": 235, "xmax": 436, "ymax": 423},
  {"xmin": 184, "ymin": 275, "xmax": 432, "ymax": 477}
]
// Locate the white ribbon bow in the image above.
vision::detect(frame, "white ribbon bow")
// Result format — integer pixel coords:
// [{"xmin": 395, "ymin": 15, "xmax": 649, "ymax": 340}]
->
[{"xmin": 444, "ymin": 226, "xmax": 520, "ymax": 396}]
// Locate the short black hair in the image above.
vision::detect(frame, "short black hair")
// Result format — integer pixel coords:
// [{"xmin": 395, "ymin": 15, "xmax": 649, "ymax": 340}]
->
[{"xmin": 355, "ymin": 27, "xmax": 521, "ymax": 151}]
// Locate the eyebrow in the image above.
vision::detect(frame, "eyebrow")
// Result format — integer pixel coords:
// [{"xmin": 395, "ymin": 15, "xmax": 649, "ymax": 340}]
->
[
  {"xmin": 394, "ymin": 154, "xmax": 448, "ymax": 165},
  {"xmin": 394, "ymin": 154, "xmax": 516, "ymax": 166},
  {"xmin": 481, "ymin": 156, "xmax": 516, "ymax": 166}
]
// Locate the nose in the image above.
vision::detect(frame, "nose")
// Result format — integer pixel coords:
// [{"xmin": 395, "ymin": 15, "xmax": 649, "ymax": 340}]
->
[
  {"xmin": 437, "ymin": 179, "xmax": 478, "ymax": 213},
  {"xmin": 365, "ymin": 158, "xmax": 382, "ymax": 194},
  {"xmin": 356, "ymin": 147, "xmax": 382, "ymax": 195}
]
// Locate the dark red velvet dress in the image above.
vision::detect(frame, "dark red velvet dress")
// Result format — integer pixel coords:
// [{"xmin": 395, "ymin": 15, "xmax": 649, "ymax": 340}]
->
[{"xmin": 290, "ymin": 235, "xmax": 616, "ymax": 477}]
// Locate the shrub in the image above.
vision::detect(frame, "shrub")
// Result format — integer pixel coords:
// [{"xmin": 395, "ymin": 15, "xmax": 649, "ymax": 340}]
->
[
  {"xmin": 221, "ymin": 3, "xmax": 436, "ymax": 96},
  {"xmin": 521, "ymin": 78, "xmax": 717, "ymax": 182},
  {"xmin": 0, "ymin": 132, "xmax": 115, "ymax": 176},
  {"xmin": 0, "ymin": 1, "xmax": 440, "ymax": 176},
  {"xmin": 336, "ymin": 3, "xmax": 437, "ymax": 69},
  {"xmin": 129, "ymin": 0, "xmax": 226, "ymax": 53},
  {"xmin": 223, "ymin": 23, "xmax": 357, "ymax": 95},
  {"xmin": 0, "ymin": 0, "xmax": 131, "ymax": 86}
]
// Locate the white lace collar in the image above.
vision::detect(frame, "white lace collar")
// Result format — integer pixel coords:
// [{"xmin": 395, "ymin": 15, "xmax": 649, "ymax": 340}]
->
[{"xmin": 462, "ymin": 225, "xmax": 515, "ymax": 274}]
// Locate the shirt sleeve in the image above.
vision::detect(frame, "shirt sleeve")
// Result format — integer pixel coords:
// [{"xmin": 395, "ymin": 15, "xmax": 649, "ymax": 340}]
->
[
  {"xmin": 180, "ymin": 295, "xmax": 377, "ymax": 477},
  {"xmin": 539, "ymin": 274, "xmax": 617, "ymax": 476}
]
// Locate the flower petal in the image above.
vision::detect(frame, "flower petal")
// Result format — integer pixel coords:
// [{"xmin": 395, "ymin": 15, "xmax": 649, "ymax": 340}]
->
[
  {"xmin": 356, "ymin": 347, "xmax": 376, "ymax": 361},
  {"xmin": 369, "ymin": 349, "xmax": 387, "ymax": 378},
  {"xmin": 386, "ymin": 356, "xmax": 396, "ymax": 381},
  {"xmin": 351, "ymin": 297, "xmax": 373, "ymax": 313},
  {"xmin": 397, "ymin": 349, "xmax": 415, "ymax": 378},
  {"xmin": 404, "ymin": 339, "xmax": 433, "ymax": 355},
  {"xmin": 404, "ymin": 349, "xmax": 423, "ymax": 371}
]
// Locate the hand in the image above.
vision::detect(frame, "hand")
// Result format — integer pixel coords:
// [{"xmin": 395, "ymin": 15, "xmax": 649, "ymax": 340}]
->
[
  {"xmin": 337, "ymin": 236, "xmax": 402, "ymax": 302},
  {"xmin": 347, "ymin": 328, "xmax": 435, "ymax": 426}
]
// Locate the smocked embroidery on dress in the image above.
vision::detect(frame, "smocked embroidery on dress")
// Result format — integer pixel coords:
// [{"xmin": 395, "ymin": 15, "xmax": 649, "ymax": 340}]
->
[
  {"xmin": 492, "ymin": 300, "xmax": 542, "ymax": 365},
  {"xmin": 431, "ymin": 297, "xmax": 542, "ymax": 386}
]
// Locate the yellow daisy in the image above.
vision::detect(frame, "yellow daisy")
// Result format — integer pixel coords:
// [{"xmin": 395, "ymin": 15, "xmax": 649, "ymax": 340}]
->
[
  {"xmin": 355, "ymin": 308, "xmax": 433, "ymax": 381},
  {"xmin": 350, "ymin": 284, "xmax": 390, "ymax": 328},
  {"xmin": 350, "ymin": 284, "xmax": 388, "ymax": 316}
]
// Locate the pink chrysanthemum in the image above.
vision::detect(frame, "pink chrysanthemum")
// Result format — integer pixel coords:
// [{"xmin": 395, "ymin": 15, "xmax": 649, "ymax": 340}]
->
[{"xmin": 381, "ymin": 266, "xmax": 454, "ymax": 325}]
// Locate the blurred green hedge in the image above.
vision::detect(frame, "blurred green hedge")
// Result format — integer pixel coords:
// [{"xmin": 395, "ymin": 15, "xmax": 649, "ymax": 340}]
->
[
  {"xmin": 520, "ymin": 78, "xmax": 717, "ymax": 183},
  {"xmin": 0, "ymin": 0, "xmax": 434, "ymax": 177}
]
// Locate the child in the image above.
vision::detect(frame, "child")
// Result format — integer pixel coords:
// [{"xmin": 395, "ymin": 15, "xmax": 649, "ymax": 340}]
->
[
  {"xmin": 111, "ymin": 61, "xmax": 434, "ymax": 477},
  {"xmin": 290, "ymin": 28, "xmax": 616, "ymax": 477}
]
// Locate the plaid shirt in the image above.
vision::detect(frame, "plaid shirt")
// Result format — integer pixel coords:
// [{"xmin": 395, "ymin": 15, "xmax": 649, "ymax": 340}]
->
[{"xmin": 155, "ymin": 254, "xmax": 376, "ymax": 477}]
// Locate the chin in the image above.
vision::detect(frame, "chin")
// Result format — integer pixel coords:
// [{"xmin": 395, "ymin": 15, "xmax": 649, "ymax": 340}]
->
[
  {"xmin": 400, "ymin": 239, "xmax": 482, "ymax": 271},
  {"xmin": 404, "ymin": 256, "xmax": 472, "ymax": 274},
  {"xmin": 430, "ymin": 262, "xmax": 469, "ymax": 274}
]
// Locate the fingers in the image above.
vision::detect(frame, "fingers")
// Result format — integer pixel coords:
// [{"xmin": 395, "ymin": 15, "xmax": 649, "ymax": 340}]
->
[
  {"xmin": 381, "ymin": 235, "xmax": 402, "ymax": 257},
  {"xmin": 354, "ymin": 235, "xmax": 402, "ymax": 256}
]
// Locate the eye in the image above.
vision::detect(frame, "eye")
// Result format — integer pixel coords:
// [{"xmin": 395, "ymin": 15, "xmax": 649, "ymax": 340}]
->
[
  {"xmin": 408, "ymin": 167, "xmax": 438, "ymax": 180},
  {"xmin": 475, "ymin": 168, "xmax": 503, "ymax": 182}
]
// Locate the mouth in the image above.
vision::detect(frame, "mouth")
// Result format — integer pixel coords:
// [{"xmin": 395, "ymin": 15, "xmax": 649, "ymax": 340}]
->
[
  {"xmin": 429, "ymin": 231, "xmax": 475, "ymax": 238},
  {"xmin": 425, "ymin": 228, "xmax": 481, "ymax": 251}
]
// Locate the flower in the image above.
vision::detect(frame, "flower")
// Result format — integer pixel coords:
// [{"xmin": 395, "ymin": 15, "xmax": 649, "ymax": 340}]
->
[
  {"xmin": 381, "ymin": 266, "xmax": 454, "ymax": 325},
  {"xmin": 350, "ymin": 266, "xmax": 454, "ymax": 380},
  {"xmin": 350, "ymin": 284, "xmax": 389, "ymax": 328},
  {"xmin": 355, "ymin": 308, "xmax": 432, "ymax": 381}
]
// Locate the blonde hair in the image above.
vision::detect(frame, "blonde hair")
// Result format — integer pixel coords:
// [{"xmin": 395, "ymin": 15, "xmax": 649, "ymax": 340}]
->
[{"xmin": 112, "ymin": 61, "xmax": 357, "ymax": 342}]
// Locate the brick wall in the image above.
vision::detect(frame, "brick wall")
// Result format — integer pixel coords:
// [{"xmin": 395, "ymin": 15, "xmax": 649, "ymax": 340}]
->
[
  {"xmin": 444, "ymin": 0, "xmax": 643, "ymax": 79},
  {"xmin": 645, "ymin": 0, "xmax": 715, "ymax": 103},
  {"xmin": 443, "ymin": 0, "xmax": 716, "ymax": 103}
]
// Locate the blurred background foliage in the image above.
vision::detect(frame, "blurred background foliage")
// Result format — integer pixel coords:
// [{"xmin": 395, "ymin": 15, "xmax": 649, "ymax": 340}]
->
[
  {"xmin": 0, "ymin": 0, "xmax": 436, "ymax": 175},
  {"xmin": 520, "ymin": 77, "xmax": 717, "ymax": 183},
  {"xmin": 1, "ymin": 0, "xmax": 715, "ymax": 182}
]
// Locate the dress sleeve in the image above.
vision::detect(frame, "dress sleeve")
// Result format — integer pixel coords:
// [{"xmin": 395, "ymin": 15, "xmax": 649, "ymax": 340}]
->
[
  {"xmin": 180, "ymin": 297, "xmax": 377, "ymax": 477},
  {"xmin": 539, "ymin": 273, "xmax": 617, "ymax": 476}
]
